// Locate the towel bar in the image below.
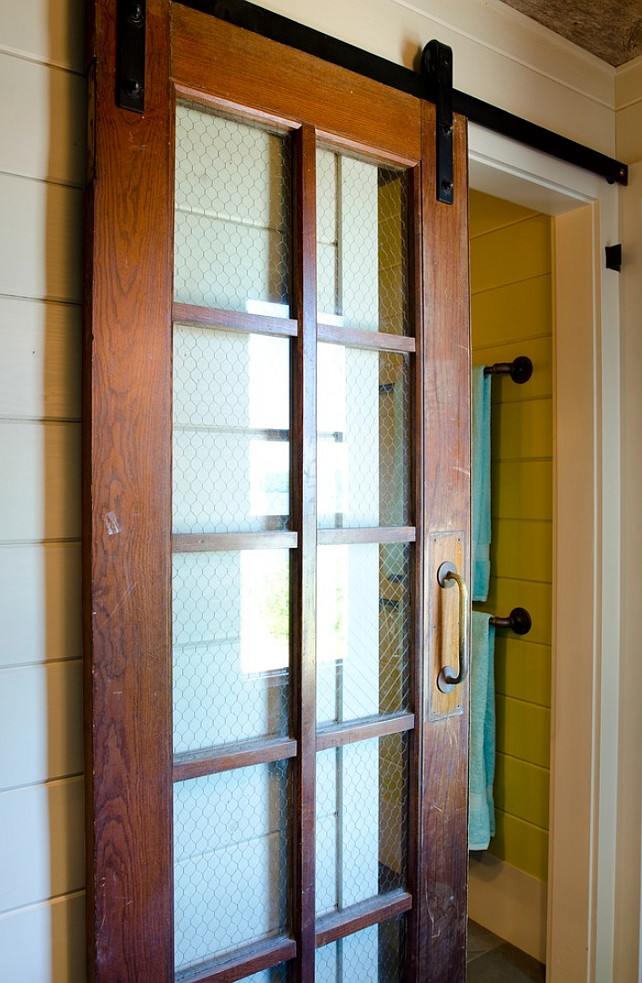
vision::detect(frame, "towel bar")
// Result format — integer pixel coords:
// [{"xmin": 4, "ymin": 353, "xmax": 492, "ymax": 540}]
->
[
  {"xmin": 488, "ymin": 607, "xmax": 532, "ymax": 635},
  {"xmin": 484, "ymin": 356, "xmax": 533, "ymax": 384}
]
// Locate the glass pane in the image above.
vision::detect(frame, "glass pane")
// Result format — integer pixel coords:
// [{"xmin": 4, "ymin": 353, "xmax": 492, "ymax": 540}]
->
[
  {"xmin": 317, "ymin": 346, "xmax": 409, "ymax": 529},
  {"xmin": 317, "ymin": 544, "xmax": 410, "ymax": 726},
  {"xmin": 174, "ymin": 103, "xmax": 291, "ymax": 314},
  {"xmin": 173, "ymin": 326, "xmax": 290, "ymax": 534},
  {"xmin": 242, "ymin": 967, "xmax": 289, "ymax": 983},
  {"xmin": 316, "ymin": 148, "xmax": 410, "ymax": 336},
  {"xmin": 316, "ymin": 735, "xmax": 408, "ymax": 916},
  {"xmin": 173, "ymin": 549, "xmax": 289, "ymax": 753},
  {"xmin": 316, "ymin": 916, "xmax": 405, "ymax": 983},
  {"xmin": 174, "ymin": 762, "xmax": 290, "ymax": 972}
]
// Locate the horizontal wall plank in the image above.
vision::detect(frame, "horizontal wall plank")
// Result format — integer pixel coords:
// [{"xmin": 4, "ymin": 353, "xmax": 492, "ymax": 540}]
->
[
  {"xmin": 0, "ymin": 661, "xmax": 82, "ymax": 789},
  {"xmin": 469, "ymin": 189, "xmax": 538, "ymax": 238},
  {"xmin": 494, "ymin": 637, "xmax": 552, "ymax": 708},
  {"xmin": 0, "ymin": 54, "xmax": 85, "ymax": 185},
  {"xmin": 0, "ymin": 421, "xmax": 80, "ymax": 541},
  {"xmin": 491, "ymin": 398, "xmax": 552, "ymax": 461},
  {"xmin": 0, "ymin": 542, "xmax": 81, "ymax": 667},
  {"xmin": 471, "ymin": 275, "xmax": 552, "ymax": 348},
  {"xmin": 0, "ymin": 0, "xmax": 84, "ymax": 71},
  {"xmin": 0, "ymin": 297, "xmax": 81, "ymax": 421},
  {"xmin": 491, "ymin": 460, "xmax": 553, "ymax": 521},
  {"xmin": 0, "ymin": 173, "xmax": 81, "ymax": 303},
  {"xmin": 491, "ymin": 519, "xmax": 552, "ymax": 584},
  {"xmin": 0, "ymin": 891, "xmax": 85, "ymax": 983},
  {"xmin": 489, "ymin": 809, "xmax": 549, "ymax": 883},
  {"xmin": 470, "ymin": 215, "xmax": 552, "ymax": 294},
  {"xmin": 472, "ymin": 336, "xmax": 552, "ymax": 404},
  {"xmin": 0, "ymin": 776, "xmax": 84, "ymax": 912},
  {"xmin": 494, "ymin": 753, "xmax": 549, "ymax": 830},
  {"xmin": 496, "ymin": 695, "xmax": 550, "ymax": 769},
  {"xmin": 479, "ymin": 576, "xmax": 552, "ymax": 646}
]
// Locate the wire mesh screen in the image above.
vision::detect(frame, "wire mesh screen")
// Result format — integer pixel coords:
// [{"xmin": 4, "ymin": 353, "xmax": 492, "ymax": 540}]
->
[
  {"xmin": 174, "ymin": 102, "xmax": 291, "ymax": 314},
  {"xmin": 174, "ymin": 326, "xmax": 290, "ymax": 534},
  {"xmin": 317, "ymin": 347, "xmax": 410, "ymax": 529},
  {"xmin": 173, "ymin": 549, "xmax": 290, "ymax": 753},
  {"xmin": 317, "ymin": 543, "xmax": 410, "ymax": 726},
  {"xmin": 174, "ymin": 761, "xmax": 291, "ymax": 972},
  {"xmin": 316, "ymin": 148, "xmax": 410, "ymax": 336},
  {"xmin": 316, "ymin": 915, "xmax": 406, "ymax": 982},
  {"xmin": 241, "ymin": 966, "xmax": 290, "ymax": 983},
  {"xmin": 316, "ymin": 734, "xmax": 408, "ymax": 916}
]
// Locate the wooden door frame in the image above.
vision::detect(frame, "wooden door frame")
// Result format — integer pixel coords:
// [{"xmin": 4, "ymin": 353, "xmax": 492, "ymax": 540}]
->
[
  {"xmin": 467, "ymin": 123, "xmax": 621, "ymax": 982},
  {"xmin": 84, "ymin": 2, "xmax": 471, "ymax": 981}
]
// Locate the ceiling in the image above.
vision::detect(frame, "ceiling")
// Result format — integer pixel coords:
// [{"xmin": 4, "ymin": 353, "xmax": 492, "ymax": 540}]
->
[{"xmin": 498, "ymin": 0, "xmax": 642, "ymax": 66}]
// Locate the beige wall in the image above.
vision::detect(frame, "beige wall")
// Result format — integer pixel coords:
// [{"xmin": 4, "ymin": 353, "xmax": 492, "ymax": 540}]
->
[{"xmin": 2, "ymin": 0, "xmax": 640, "ymax": 980}]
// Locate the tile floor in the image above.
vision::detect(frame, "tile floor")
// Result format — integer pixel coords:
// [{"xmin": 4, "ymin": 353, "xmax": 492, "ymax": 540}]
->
[{"xmin": 467, "ymin": 921, "xmax": 546, "ymax": 982}]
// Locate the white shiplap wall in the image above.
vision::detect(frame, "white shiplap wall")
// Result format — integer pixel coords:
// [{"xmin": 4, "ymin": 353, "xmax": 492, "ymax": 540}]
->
[
  {"xmin": 0, "ymin": 0, "xmax": 628, "ymax": 979},
  {"xmin": 0, "ymin": 1, "xmax": 85, "ymax": 980}
]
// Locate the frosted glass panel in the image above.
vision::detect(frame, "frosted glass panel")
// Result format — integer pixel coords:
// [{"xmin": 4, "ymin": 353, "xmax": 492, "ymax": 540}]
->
[
  {"xmin": 317, "ymin": 346, "xmax": 409, "ymax": 529},
  {"xmin": 243, "ymin": 967, "xmax": 288, "ymax": 983},
  {"xmin": 315, "ymin": 735, "xmax": 407, "ymax": 916},
  {"xmin": 316, "ymin": 917, "xmax": 405, "ymax": 983},
  {"xmin": 316, "ymin": 149, "xmax": 409, "ymax": 336},
  {"xmin": 174, "ymin": 762, "xmax": 290, "ymax": 972},
  {"xmin": 173, "ymin": 549, "xmax": 289, "ymax": 753},
  {"xmin": 173, "ymin": 327, "xmax": 290, "ymax": 534},
  {"xmin": 174, "ymin": 103, "xmax": 290, "ymax": 313},
  {"xmin": 317, "ymin": 544, "xmax": 410, "ymax": 726}
]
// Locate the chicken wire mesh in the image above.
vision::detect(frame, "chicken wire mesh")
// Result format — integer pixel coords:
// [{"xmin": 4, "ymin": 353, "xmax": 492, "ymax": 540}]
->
[
  {"xmin": 317, "ymin": 347, "xmax": 410, "ymax": 530},
  {"xmin": 174, "ymin": 761, "xmax": 291, "ymax": 972},
  {"xmin": 316, "ymin": 733, "xmax": 408, "ymax": 916},
  {"xmin": 174, "ymin": 102, "xmax": 291, "ymax": 315},
  {"xmin": 317, "ymin": 543, "xmax": 411, "ymax": 726},
  {"xmin": 316, "ymin": 148, "xmax": 410, "ymax": 336},
  {"xmin": 316, "ymin": 915, "xmax": 406, "ymax": 983}
]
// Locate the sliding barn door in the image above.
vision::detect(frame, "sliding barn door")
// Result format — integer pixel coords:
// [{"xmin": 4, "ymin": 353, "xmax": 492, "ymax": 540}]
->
[{"xmin": 84, "ymin": 3, "xmax": 470, "ymax": 982}]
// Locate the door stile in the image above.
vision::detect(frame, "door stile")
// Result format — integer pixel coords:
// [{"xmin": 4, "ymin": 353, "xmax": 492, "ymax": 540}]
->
[
  {"xmin": 291, "ymin": 123, "xmax": 318, "ymax": 982},
  {"xmin": 84, "ymin": 0, "xmax": 174, "ymax": 980},
  {"xmin": 418, "ymin": 103, "xmax": 471, "ymax": 983},
  {"xmin": 405, "ymin": 160, "xmax": 426, "ymax": 983}
]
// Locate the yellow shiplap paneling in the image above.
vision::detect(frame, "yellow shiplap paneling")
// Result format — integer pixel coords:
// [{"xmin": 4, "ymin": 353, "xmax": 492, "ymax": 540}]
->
[
  {"xmin": 494, "ymin": 753, "xmax": 550, "ymax": 829},
  {"xmin": 470, "ymin": 214, "xmax": 551, "ymax": 294},
  {"xmin": 471, "ymin": 275, "xmax": 552, "ymax": 348},
  {"xmin": 495, "ymin": 638, "xmax": 552, "ymax": 708},
  {"xmin": 470, "ymin": 191, "xmax": 552, "ymax": 885},
  {"xmin": 491, "ymin": 809, "xmax": 549, "ymax": 882}
]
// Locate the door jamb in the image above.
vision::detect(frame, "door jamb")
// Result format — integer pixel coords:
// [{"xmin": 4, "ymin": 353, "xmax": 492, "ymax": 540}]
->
[{"xmin": 467, "ymin": 121, "xmax": 621, "ymax": 983}]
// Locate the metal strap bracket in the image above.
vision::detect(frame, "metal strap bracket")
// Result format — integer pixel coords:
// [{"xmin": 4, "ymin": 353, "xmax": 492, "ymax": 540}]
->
[
  {"xmin": 117, "ymin": 0, "xmax": 146, "ymax": 113},
  {"xmin": 422, "ymin": 40, "xmax": 454, "ymax": 205}
]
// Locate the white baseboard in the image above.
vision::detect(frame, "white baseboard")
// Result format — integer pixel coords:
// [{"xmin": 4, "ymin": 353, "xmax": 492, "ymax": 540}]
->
[{"xmin": 468, "ymin": 853, "xmax": 547, "ymax": 963}]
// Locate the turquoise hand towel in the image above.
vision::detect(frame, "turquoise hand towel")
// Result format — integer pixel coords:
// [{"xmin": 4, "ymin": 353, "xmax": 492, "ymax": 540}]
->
[
  {"xmin": 472, "ymin": 366, "xmax": 492, "ymax": 602},
  {"xmin": 469, "ymin": 611, "xmax": 496, "ymax": 850}
]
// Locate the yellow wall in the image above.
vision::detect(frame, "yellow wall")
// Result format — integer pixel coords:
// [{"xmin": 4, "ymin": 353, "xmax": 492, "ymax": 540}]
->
[{"xmin": 469, "ymin": 190, "xmax": 553, "ymax": 882}]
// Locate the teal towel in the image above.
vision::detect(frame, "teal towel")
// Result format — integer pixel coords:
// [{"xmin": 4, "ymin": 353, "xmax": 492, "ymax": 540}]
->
[
  {"xmin": 469, "ymin": 611, "xmax": 496, "ymax": 850},
  {"xmin": 472, "ymin": 366, "xmax": 492, "ymax": 602}
]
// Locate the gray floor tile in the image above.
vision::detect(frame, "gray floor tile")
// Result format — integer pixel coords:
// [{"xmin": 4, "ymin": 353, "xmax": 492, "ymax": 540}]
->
[
  {"xmin": 467, "ymin": 941, "xmax": 546, "ymax": 982},
  {"xmin": 467, "ymin": 920, "xmax": 504, "ymax": 961}
]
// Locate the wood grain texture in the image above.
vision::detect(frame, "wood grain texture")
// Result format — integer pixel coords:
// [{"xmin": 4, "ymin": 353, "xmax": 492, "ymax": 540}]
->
[
  {"xmin": 417, "ymin": 104, "xmax": 471, "ymax": 983},
  {"xmin": 175, "ymin": 935, "xmax": 296, "ymax": 983},
  {"xmin": 173, "ymin": 737, "xmax": 298, "ymax": 782},
  {"xmin": 84, "ymin": 0, "xmax": 173, "ymax": 980},
  {"xmin": 171, "ymin": 4, "xmax": 422, "ymax": 164},
  {"xmin": 317, "ymin": 322, "xmax": 415, "ymax": 352},
  {"xmin": 314, "ymin": 889, "xmax": 413, "ymax": 948},
  {"xmin": 173, "ymin": 302, "xmax": 298, "ymax": 337}
]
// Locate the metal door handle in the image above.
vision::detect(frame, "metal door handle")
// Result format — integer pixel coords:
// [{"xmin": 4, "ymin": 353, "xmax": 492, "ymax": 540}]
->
[{"xmin": 436, "ymin": 561, "xmax": 469, "ymax": 693}]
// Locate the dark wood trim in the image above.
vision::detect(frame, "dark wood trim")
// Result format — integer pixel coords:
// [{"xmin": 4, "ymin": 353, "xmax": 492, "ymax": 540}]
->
[
  {"xmin": 317, "ymin": 322, "xmax": 415, "ymax": 353},
  {"xmin": 290, "ymin": 123, "xmax": 318, "ymax": 983},
  {"xmin": 172, "ymin": 531, "xmax": 298, "ymax": 552},
  {"xmin": 316, "ymin": 713, "xmax": 415, "ymax": 752},
  {"xmin": 317, "ymin": 526, "xmax": 416, "ymax": 546},
  {"xmin": 175, "ymin": 934, "xmax": 297, "ymax": 983},
  {"xmin": 84, "ymin": 1, "xmax": 174, "ymax": 980},
  {"xmin": 173, "ymin": 737, "xmax": 298, "ymax": 782},
  {"xmin": 314, "ymin": 890, "xmax": 413, "ymax": 949},
  {"xmin": 173, "ymin": 301, "xmax": 299, "ymax": 337}
]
